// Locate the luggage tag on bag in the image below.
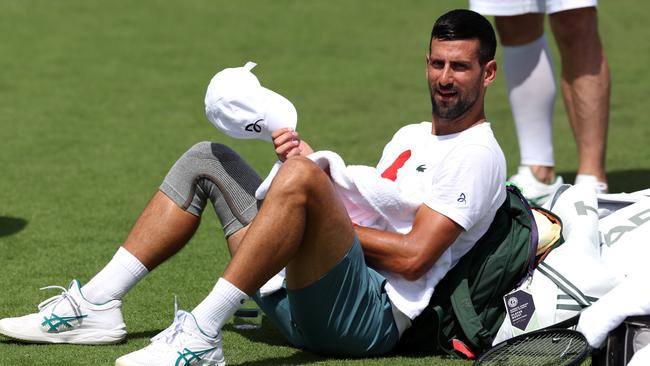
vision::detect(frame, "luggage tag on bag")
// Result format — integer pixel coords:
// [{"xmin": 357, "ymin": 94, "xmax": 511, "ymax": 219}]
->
[{"xmin": 503, "ymin": 277, "xmax": 541, "ymax": 336}]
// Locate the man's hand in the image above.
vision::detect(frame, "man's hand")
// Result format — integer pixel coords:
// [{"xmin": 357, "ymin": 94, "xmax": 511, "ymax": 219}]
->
[{"xmin": 272, "ymin": 128, "xmax": 314, "ymax": 162}]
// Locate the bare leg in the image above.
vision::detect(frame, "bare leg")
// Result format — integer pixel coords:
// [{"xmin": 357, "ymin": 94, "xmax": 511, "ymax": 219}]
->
[
  {"xmin": 550, "ymin": 7, "xmax": 610, "ymax": 184},
  {"xmin": 122, "ymin": 191, "xmax": 200, "ymax": 271},
  {"xmin": 225, "ymin": 225, "xmax": 247, "ymax": 256},
  {"xmin": 495, "ymin": 14, "xmax": 544, "ymax": 46},
  {"xmin": 223, "ymin": 156, "xmax": 356, "ymax": 295},
  {"xmin": 496, "ymin": 14, "xmax": 557, "ymax": 184}
]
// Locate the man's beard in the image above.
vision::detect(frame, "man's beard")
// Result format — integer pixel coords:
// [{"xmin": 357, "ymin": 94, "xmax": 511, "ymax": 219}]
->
[{"xmin": 429, "ymin": 77, "xmax": 481, "ymax": 121}]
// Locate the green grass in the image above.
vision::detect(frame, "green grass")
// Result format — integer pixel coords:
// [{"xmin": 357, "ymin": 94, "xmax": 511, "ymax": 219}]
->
[{"xmin": 0, "ymin": 0, "xmax": 648, "ymax": 365}]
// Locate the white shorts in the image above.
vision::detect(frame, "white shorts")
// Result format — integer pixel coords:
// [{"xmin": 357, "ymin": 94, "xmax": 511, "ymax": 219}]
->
[{"xmin": 469, "ymin": 0, "xmax": 597, "ymax": 16}]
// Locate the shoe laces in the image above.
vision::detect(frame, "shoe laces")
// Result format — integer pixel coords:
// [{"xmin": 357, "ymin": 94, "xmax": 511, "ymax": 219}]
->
[
  {"xmin": 152, "ymin": 316, "xmax": 186, "ymax": 345},
  {"xmin": 37, "ymin": 285, "xmax": 83, "ymax": 319},
  {"xmin": 151, "ymin": 295, "xmax": 185, "ymax": 345}
]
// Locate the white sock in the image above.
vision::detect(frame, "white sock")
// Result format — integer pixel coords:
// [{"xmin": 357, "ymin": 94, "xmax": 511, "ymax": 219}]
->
[
  {"xmin": 191, "ymin": 277, "xmax": 248, "ymax": 337},
  {"xmin": 575, "ymin": 174, "xmax": 608, "ymax": 193},
  {"xmin": 81, "ymin": 246, "xmax": 149, "ymax": 304},
  {"xmin": 503, "ymin": 34, "xmax": 556, "ymax": 167}
]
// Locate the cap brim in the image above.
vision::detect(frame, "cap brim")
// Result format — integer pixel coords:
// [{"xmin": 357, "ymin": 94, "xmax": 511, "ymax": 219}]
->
[{"xmin": 260, "ymin": 87, "xmax": 297, "ymax": 141}]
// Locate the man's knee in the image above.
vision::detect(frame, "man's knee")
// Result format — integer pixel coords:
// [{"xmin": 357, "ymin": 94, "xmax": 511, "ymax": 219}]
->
[
  {"xmin": 185, "ymin": 141, "xmax": 213, "ymax": 157},
  {"xmin": 175, "ymin": 142, "xmax": 258, "ymax": 183},
  {"xmin": 184, "ymin": 141, "xmax": 235, "ymax": 161},
  {"xmin": 271, "ymin": 157, "xmax": 326, "ymax": 198},
  {"xmin": 166, "ymin": 141, "xmax": 231, "ymax": 184},
  {"xmin": 161, "ymin": 141, "xmax": 261, "ymax": 226}
]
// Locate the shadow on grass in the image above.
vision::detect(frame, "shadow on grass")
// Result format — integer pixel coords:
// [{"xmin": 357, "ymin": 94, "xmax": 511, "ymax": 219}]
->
[
  {"xmin": 225, "ymin": 317, "xmax": 326, "ymax": 365},
  {"xmin": 0, "ymin": 338, "xmax": 30, "ymax": 345},
  {"xmin": 558, "ymin": 169, "xmax": 650, "ymax": 193},
  {"xmin": 0, "ymin": 216, "xmax": 27, "ymax": 237},
  {"xmin": 233, "ymin": 351, "xmax": 325, "ymax": 366},
  {"xmin": 222, "ymin": 317, "xmax": 291, "ymax": 347}
]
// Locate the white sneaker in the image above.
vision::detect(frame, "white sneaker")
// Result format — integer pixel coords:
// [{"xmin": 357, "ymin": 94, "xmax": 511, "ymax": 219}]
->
[
  {"xmin": 508, "ymin": 166, "xmax": 564, "ymax": 206},
  {"xmin": 0, "ymin": 279, "xmax": 126, "ymax": 344},
  {"xmin": 115, "ymin": 310, "xmax": 225, "ymax": 366}
]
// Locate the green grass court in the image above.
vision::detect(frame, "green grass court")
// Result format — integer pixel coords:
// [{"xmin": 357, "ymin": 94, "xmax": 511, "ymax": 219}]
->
[{"xmin": 0, "ymin": 1, "xmax": 648, "ymax": 365}]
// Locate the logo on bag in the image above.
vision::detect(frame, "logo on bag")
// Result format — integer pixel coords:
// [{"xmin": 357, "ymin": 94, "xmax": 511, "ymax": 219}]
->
[
  {"xmin": 507, "ymin": 297, "xmax": 518, "ymax": 308},
  {"xmin": 245, "ymin": 119, "xmax": 263, "ymax": 133}
]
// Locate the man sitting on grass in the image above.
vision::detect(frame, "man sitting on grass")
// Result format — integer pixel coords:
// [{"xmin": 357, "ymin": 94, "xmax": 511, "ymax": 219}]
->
[{"xmin": 0, "ymin": 9, "xmax": 505, "ymax": 365}]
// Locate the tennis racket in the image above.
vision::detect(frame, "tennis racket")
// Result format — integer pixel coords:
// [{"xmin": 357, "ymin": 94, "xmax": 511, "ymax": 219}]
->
[{"xmin": 474, "ymin": 315, "xmax": 590, "ymax": 366}]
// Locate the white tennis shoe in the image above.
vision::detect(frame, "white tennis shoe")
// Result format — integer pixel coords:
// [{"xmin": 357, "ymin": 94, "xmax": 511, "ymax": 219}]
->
[
  {"xmin": 115, "ymin": 310, "xmax": 225, "ymax": 366},
  {"xmin": 508, "ymin": 166, "xmax": 564, "ymax": 206},
  {"xmin": 0, "ymin": 279, "xmax": 126, "ymax": 344}
]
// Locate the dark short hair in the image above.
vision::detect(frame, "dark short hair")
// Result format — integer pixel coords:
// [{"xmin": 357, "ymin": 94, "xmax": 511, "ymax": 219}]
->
[{"xmin": 430, "ymin": 9, "xmax": 496, "ymax": 65}]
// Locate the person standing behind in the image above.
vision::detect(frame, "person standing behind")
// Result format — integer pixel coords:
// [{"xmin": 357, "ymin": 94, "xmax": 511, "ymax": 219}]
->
[{"xmin": 470, "ymin": 0, "xmax": 610, "ymax": 204}]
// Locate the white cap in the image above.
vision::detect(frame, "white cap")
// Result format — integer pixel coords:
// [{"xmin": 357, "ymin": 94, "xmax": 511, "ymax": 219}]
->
[{"xmin": 204, "ymin": 61, "xmax": 297, "ymax": 141}]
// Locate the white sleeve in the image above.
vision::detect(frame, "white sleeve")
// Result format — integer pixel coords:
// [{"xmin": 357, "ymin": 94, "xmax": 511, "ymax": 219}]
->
[{"xmin": 424, "ymin": 144, "xmax": 503, "ymax": 230}]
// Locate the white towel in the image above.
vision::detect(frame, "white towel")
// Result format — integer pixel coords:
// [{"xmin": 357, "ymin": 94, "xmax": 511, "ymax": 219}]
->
[
  {"xmin": 255, "ymin": 151, "xmax": 422, "ymax": 233},
  {"xmin": 577, "ymin": 266, "xmax": 650, "ymax": 348}
]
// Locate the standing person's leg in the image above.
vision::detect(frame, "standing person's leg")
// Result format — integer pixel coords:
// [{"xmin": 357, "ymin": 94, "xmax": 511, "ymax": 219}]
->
[
  {"xmin": 117, "ymin": 157, "xmax": 399, "ymax": 365},
  {"xmin": 496, "ymin": 14, "xmax": 554, "ymax": 180},
  {"xmin": 0, "ymin": 142, "xmax": 262, "ymax": 345},
  {"xmin": 550, "ymin": 7, "xmax": 610, "ymax": 191},
  {"xmin": 495, "ymin": 14, "xmax": 565, "ymax": 204}
]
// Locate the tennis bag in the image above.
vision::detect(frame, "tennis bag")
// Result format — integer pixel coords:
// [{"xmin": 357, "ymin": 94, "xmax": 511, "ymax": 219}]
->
[{"xmin": 396, "ymin": 185, "xmax": 539, "ymax": 358}]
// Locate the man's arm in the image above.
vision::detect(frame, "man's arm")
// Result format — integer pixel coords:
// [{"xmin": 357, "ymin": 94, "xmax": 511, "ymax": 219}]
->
[
  {"xmin": 272, "ymin": 128, "xmax": 314, "ymax": 161},
  {"xmin": 357, "ymin": 204, "xmax": 463, "ymax": 281}
]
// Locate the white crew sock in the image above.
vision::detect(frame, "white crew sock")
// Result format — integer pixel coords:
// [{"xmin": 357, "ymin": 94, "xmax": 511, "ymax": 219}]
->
[
  {"xmin": 81, "ymin": 246, "xmax": 149, "ymax": 304},
  {"xmin": 575, "ymin": 174, "xmax": 609, "ymax": 193},
  {"xmin": 191, "ymin": 277, "xmax": 248, "ymax": 337},
  {"xmin": 503, "ymin": 34, "xmax": 556, "ymax": 167}
]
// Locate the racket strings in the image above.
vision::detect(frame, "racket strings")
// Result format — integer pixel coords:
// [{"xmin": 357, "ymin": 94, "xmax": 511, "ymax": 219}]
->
[{"xmin": 479, "ymin": 331, "xmax": 588, "ymax": 366}]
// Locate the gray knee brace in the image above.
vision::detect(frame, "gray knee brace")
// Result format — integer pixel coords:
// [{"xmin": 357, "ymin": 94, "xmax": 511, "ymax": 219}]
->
[{"xmin": 159, "ymin": 142, "xmax": 262, "ymax": 238}]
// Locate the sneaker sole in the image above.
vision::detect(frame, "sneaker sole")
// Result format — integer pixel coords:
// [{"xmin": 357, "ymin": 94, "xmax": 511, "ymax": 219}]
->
[
  {"xmin": 0, "ymin": 324, "xmax": 126, "ymax": 345},
  {"xmin": 115, "ymin": 357, "xmax": 226, "ymax": 366}
]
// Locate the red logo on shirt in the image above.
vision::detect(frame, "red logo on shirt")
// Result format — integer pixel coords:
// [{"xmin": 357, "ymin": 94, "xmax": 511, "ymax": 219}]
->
[{"xmin": 381, "ymin": 150, "xmax": 411, "ymax": 181}]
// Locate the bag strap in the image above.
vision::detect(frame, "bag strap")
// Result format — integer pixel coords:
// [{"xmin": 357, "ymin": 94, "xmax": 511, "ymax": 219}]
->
[
  {"xmin": 506, "ymin": 184, "xmax": 539, "ymax": 286},
  {"xmin": 449, "ymin": 278, "xmax": 494, "ymax": 350}
]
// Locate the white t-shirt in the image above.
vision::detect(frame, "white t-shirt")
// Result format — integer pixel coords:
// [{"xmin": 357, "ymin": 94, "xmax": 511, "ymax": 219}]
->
[{"xmin": 374, "ymin": 121, "xmax": 506, "ymax": 320}]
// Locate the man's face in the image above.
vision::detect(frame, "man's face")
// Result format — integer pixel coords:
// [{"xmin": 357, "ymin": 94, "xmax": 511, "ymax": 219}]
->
[{"xmin": 427, "ymin": 38, "xmax": 486, "ymax": 121}]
